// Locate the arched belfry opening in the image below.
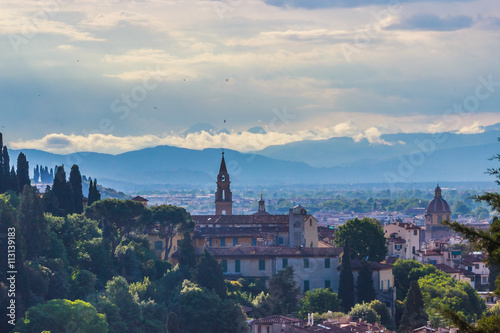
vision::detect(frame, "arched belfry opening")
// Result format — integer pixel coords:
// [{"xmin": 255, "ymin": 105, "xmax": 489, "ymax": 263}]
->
[{"xmin": 215, "ymin": 150, "xmax": 233, "ymax": 215}]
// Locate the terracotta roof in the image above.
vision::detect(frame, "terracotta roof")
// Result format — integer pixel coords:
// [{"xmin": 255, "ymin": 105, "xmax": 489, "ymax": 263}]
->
[
  {"xmin": 457, "ymin": 268, "xmax": 476, "ymax": 276},
  {"xmin": 435, "ymin": 264, "xmax": 461, "ymax": 274},
  {"xmin": 388, "ymin": 238, "xmax": 406, "ymax": 244},
  {"xmin": 193, "ymin": 226, "xmax": 288, "ymax": 238},
  {"xmin": 132, "ymin": 196, "xmax": 148, "ymax": 202},
  {"xmin": 389, "ymin": 222, "xmax": 421, "ymax": 230},
  {"xmin": 426, "ymin": 196, "xmax": 450, "ymax": 213},
  {"xmin": 350, "ymin": 260, "xmax": 393, "ymax": 271},
  {"xmin": 385, "ymin": 256, "xmax": 399, "ymax": 264},
  {"xmin": 251, "ymin": 315, "xmax": 302, "ymax": 325},
  {"xmin": 172, "ymin": 246, "xmax": 343, "ymax": 258},
  {"xmin": 192, "ymin": 214, "xmax": 289, "ymax": 226},
  {"xmin": 462, "ymin": 254, "xmax": 487, "ymax": 263}
]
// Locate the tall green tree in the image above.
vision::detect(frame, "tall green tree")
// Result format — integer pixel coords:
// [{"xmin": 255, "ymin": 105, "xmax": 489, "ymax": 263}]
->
[
  {"xmin": 0, "ymin": 132, "xmax": 3, "ymax": 192},
  {"xmin": 69, "ymin": 164, "xmax": 84, "ymax": 214},
  {"xmin": 16, "ymin": 152, "xmax": 30, "ymax": 190},
  {"xmin": 85, "ymin": 199, "xmax": 146, "ymax": 252},
  {"xmin": 148, "ymin": 204, "xmax": 194, "ymax": 258},
  {"xmin": 15, "ymin": 299, "xmax": 108, "ymax": 333},
  {"xmin": 194, "ymin": 249, "xmax": 227, "ymax": 299},
  {"xmin": 334, "ymin": 217, "xmax": 387, "ymax": 262},
  {"xmin": 298, "ymin": 288, "xmax": 341, "ymax": 319},
  {"xmin": 2, "ymin": 146, "xmax": 10, "ymax": 191},
  {"xmin": 52, "ymin": 165, "xmax": 74, "ymax": 216},
  {"xmin": 177, "ymin": 231, "xmax": 197, "ymax": 278},
  {"xmin": 9, "ymin": 166, "xmax": 19, "ymax": 193},
  {"xmin": 399, "ymin": 281, "xmax": 428, "ymax": 333},
  {"xmin": 338, "ymin": 240, "xmax": 355, "ymax": 313},
  {"xmin": 268, "ymin": 265, "xmax": 300, "ymax": 315},
  {"xmin": 356, "ymin": 260, "xmax": 376, "ymax": 304},
  {"xmin": 18, "ymin": 185, "xmax": 46, "ymax": 260},
  {"xmin": 33, "ymin": 164, "xmax": 40, "ymax": 183}
]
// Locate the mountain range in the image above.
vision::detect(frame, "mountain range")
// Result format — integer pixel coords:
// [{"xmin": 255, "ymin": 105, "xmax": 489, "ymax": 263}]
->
[{"xmin": 9, "ymin": 126, "xmax": 500, "ymax": 192}]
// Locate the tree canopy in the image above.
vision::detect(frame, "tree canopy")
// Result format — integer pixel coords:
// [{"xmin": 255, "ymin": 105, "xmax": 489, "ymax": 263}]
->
[{"xmin": 334, "ymin": 217, "xmax": 387, "ymax": 262}]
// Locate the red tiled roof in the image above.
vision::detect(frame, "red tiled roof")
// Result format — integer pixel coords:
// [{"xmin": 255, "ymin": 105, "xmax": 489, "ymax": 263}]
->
[
  {"xmin": 435, "ymin": 264, "xmax": 461, "ymax": 274},
  {"xmin": 132, "ymin": 196, "xmax": 148, "ymax": 202},
  {"xmin": 388, "ymin": 238, "xmax": 406, "ymax": 244},
  {"xmin": 192, "ymin": 214, "xmax": 289, "ymax": 225},
  {"xmin": 350, "ymin": 260, "xmax": 393, "ymax": 271},
  {"xmin": 389, "ymin": 222, "xmax": 421, "ymax": 230},
  {"xmin": 172, "ymin": 246, "xmax": 343, "ymax": 258},
  {"xmin": 193, "ymin": 226, "xmax": 288, "ymax": 238},
  {"xmin": 251, "ymin": 315, "xmax": 302, "ymax": 325}
]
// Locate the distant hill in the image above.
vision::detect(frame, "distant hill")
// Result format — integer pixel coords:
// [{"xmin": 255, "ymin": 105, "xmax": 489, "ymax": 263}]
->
[
  {"xmin": 9, "ymin": 139, "xmax": 498, "ymax": 192},
  {"xmin": 256, "ymin": 129, "xmax": 500, "ymax": 168}
]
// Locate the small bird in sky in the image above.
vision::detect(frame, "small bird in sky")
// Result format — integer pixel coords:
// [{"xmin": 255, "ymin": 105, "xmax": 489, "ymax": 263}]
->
[
  {"xmin": 77, "ymin": 60, "xmax": 79, "ymax": 62},
  {"xmin": 224, "ymin": 119, "xmax": 226, "ymax": 123},
  {"xmin": 226, "ymin": 78, "xmax": 229, "ymax": 82},
  {"xmin": 183, "ymin": 78, "xmax": 186, "ymax": 81},
  {"xmin": 154, "ymin": 106, "xmax": 157, "ymax": 109}
]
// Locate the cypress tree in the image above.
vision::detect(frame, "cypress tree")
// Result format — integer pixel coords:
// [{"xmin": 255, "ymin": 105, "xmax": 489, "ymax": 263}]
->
[
  {"xmin": 94, "ymin": 178, "xmax": 101, "ymax": 201},
  {"xmin": 88, "ymin": 179, "xmax": 95, "ymax": 205},
  {"xmin": 178, "ymin": 231, "xmax": 197, "ymax": 278},
  {"xmin": 400, "ymin": 281, "xmax": 428, "ymax": 332},
  {"xmin": 0, "ymin": 132, "xmax": 3, "ymax": 193},
  {"xmin": 3, "ymin": 146, "xmax": 10, "ymax": 191},
  {"xmin": 52, "ymin": 165, "xmax": 74, "ymax": 216},
  {"xmin": 9, "ymin": 166, "xmax": 19, "ymax": 193},
  {"xmin": 34, "ymin": 165, "xmax": 40, "ymax": 183},
  {"xmin": 338, "ymin": 239, "xmax": 355, "ymax": 313},
  {"xmin": 356, "ymin": 260, "xmax": 376, "ymax": 304},
  {"xmin": 69, "ymin": 164, "xmax": 83, "ymax": 214},
  {"xmin": 194, "ymin": 249, "xmax": 227, "ymax": 299},
  {"xmin": 18, "ymin": 185, "xmax": 45, "ymax": 259},
  {"xmin": 17, "ymin": 152, "xmax": 30, "ymax": 190}
]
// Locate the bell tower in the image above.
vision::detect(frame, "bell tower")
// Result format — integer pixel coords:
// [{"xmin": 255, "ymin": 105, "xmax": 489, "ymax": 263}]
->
[{"xmin": 215, "ymin": 151, "xmax": 233, "ymax": 215}]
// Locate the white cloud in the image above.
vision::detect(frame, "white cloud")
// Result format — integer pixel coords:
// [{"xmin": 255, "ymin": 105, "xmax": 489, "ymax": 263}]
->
[{"xmin": 456, "ymin": 121, "xmax": 485, "ymax": 134}]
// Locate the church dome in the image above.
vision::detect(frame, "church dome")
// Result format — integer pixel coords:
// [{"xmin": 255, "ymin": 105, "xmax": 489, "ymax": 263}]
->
[{"xmin": 426, "ymin": 185, "xmax": 450, "ymax": 213}]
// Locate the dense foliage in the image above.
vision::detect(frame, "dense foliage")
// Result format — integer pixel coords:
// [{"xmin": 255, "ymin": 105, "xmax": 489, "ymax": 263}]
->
[{"xmin": 334, "ymin": 217, "xmax": 387, "ymax": 262}]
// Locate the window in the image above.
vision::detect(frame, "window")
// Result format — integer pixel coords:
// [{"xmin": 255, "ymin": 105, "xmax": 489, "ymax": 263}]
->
[
  {"xmin": 252, "ymin": 238, "xmax": 257, "ymax": 246},
  {"xmin": 259, "ymin": 259, "xmax": 265, "ymax": 271},
  {"xmin": 381, "ymin": 280, "xmax": 384, "ymax": 290},
  {"xmin": 325, "ymin": 258, "xmax": 330, "ymax": 268},
  {"xmin": 208, "ymin": 239, "xmax": 212, "ymax": 247},
  {"xmin": 304, "ymin": 280, "xmax": 310, "ymax": 292},
  {"xmin": 235, "ymin": 259, "xmax": 240, "ymax": 273},
  {"xmin": 388, "ymin": 280, "xmax": 390, "ymax": 288},
  {"xmin": 279, "ymin": 237, "xmax": 284, "ymax": 245},
  {"xmin": 325, "ymin": 280, "xmax": 331, "ymax": 289},
  {"xmin": 414, "ymin": 230, "xmax": 417, "ymax": 236},
  {"xmin": 310, "ymin": 220, "xmax": 312, "ymax": 227},
  {"xmin": 412, "ymin": 246, "xmax": 415, "ymax": 255},
  {"xmin": 471, "ymin": 276, "xmax": 475, "ymax": 282},
  {"xmin": 221, "ymin": 238, "xmax": 226, "ymax": 247},
  {"xmin": 482, "ymin": 276, "xmax": 488, "ymax": 284},
  {"xmin": 155, "ymin": 241, "xmax": 163, "ymax": 251},
  {"xmin": 395, "ymin": 244, "xmax": 402, "ymax": 250},
  {"xmin": 233, "ymin": 238, "xmax": 238, "ymax": 246},
  {"xmin": 282, "ymin": 259, "xmax": 288, "ymax": 268},
  {"xmin": 222, "ymin": 260, "xmax": 227, "ymax": 273},
  {"xmin": 304, "ymin": 258, "xmax": 309, "ymax": 268},
  {"xmin": 475, "ymin": 264, "xmax": 480, "ymax": 269},
  {"xmin": 468, "ymin": 266, "xmax": 472, "ymax": 271}
]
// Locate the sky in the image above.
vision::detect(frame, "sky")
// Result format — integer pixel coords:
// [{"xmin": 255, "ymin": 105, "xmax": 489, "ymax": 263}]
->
[{"xmin": 2, "ymin": 0, "xmax": 500, "ymax": 154}]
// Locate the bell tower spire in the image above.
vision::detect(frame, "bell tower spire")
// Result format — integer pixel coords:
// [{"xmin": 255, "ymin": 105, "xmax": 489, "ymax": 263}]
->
[{"xmin": 215, "ymin": 150, "xmax": 232, "ymax": 215}]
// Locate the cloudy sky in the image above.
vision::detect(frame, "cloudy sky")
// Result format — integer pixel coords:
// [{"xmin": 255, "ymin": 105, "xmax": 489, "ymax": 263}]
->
[{"xmin": 2, "ymin": 0, "xmax": 500, "ymax": 154}]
